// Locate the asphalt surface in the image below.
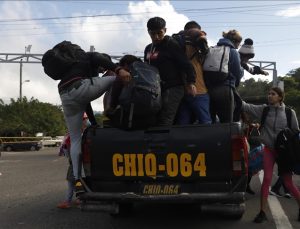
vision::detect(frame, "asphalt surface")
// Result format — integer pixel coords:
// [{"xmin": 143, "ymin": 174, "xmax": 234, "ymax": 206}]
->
[{"xmin": 1, "ymin": 147, "xmax": 300, "ymax": 229}]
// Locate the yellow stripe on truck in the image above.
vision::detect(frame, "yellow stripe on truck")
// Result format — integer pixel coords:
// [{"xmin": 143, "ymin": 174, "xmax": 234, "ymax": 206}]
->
[{"xmin": 112, "ymin": 152, "xmax": 206, "ymax": 177}]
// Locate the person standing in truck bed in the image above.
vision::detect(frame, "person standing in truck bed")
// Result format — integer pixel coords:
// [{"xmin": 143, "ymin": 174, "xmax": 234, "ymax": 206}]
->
[{"xmin": 144, "ymin": 16, "xmax": 197, "ymax": 126}]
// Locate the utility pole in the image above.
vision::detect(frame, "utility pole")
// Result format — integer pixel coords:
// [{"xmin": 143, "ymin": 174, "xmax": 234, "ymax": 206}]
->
[
  {"xmin": 248, "ymin": 60, "xmax": 278, "ymax": 86},
  {"xmin": 19, "ymin": 59, "xmax": 23, "ymax": 101}
]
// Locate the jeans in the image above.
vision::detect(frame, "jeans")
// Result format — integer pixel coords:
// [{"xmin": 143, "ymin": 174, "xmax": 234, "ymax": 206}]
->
[
  {"xmin": 66, "ymin": 180, "xmax": 75, "ymax": 203},
  {"xmin": 157, "ymin": 86, "xmax": 184, "ymax": 126},
  {"xmin": 60, "ymin": 76, "xmax": 116, "ymax": 179},
  {"xmin": 176, "ymin": 93, "xmax": 212, "ymax": 125}
]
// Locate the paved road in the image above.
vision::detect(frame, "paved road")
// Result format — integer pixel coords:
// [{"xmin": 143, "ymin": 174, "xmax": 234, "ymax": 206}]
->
[{"xmin": 0, "ymin": 148, "xmax": 300, "ymax": 229}]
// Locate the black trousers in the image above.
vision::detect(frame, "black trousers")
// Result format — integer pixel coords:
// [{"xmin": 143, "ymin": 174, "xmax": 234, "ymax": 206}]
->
[{"xmin": 208, "ymin": 85, "xmax": 234, "ymax": 123}]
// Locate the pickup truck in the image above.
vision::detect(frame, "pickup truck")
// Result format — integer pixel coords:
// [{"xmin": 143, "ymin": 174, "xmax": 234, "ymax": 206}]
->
[{"xmin": 79, "ymin": 122, "xmax": 248, "ymax": 219}]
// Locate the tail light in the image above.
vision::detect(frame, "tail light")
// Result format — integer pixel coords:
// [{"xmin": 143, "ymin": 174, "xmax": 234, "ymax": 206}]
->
[
  {"xmin": 82, "ymin": 138, "xmax": 92, "ymax": 176},
  {"xmin": 231, "ymin": 135, "xmax": 248, "ymax": 176}
]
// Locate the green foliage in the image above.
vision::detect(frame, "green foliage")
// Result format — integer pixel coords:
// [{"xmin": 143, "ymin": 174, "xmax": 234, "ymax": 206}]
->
[
  {"xmin": 238, "ymin": 67, "xmax": 300, "ymax": 120},
  {"xmin": 238, "ymin": 78, "xmax": 271, "ymax": 104},
  {"xmin": 0, "ymin": 97, "xmax": 66, "ymax": 136}
]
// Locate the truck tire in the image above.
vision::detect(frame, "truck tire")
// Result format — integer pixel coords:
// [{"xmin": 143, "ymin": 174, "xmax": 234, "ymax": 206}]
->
[
  {"xmin": 30, "ymin": 146, "xmax": 36, "ymax": 151},
  {"xmin": 5, "ymin": 146, "xmax": 12, "ymax": 152},
  {"xmin": 110, "ymin": 203, "xmax": 133, "ymax": 217},
  {"xmin": 201, "ymin": 203, "xmax": 245, "ymax": 220}
]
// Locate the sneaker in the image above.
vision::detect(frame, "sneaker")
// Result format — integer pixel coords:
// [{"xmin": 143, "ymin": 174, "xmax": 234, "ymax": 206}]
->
[
  {"xmin": 75, "ymin": 180, "xmax": 85, "ymax": 196},
  {"xmin": 74, "ymin": 198, "xmax": 81, "ymax": 206},
  {"xmin": 246, "ymin": 186, "xmax": 255, "ymax": 195},
  {"xmin": 284, "ymin": 193, "xmax": 292, "ymax": 199},
  {"xmin": 57, "ymin": 201, "xmax": 71, "ymax": 209},
  {"xmin": 254, "ymin": 210, "xmax": 267, "ymax": 223},
  {"xmin": 269, "ymin": 189, "xmax": 283, "ymax": 197}
]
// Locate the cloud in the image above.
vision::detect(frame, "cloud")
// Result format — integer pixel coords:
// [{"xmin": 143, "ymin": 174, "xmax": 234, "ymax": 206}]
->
[
  {"xmin": 0, "ymin": 1, "xmax": 191, "ymax": 111},
  {"xmin": 292, "ymin": 60, "xmax": 300, "ymax": 65},
  {"xmin": 276, "ymin": 6, "xmax": 300, "ymax": 17}
]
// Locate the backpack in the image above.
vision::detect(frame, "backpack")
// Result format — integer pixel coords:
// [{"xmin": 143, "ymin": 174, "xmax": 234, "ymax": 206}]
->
[
  {"xmin": 117, "ymin": 61, "xmax": 161, "ymax": 128},
  {"xmin": 172, "ymin": 32, "xmax": 209, "ymax": 59},
  {"xmin": 42, "ymin": 41, "xmax": 90, "ymax": 80},
  {"xmin": 275, "ymin": 127, "xmax": 300, "ymax": 172},
  {"xmin": 202, "ymin": 45, "xmax": 230, "ymax": 85}
]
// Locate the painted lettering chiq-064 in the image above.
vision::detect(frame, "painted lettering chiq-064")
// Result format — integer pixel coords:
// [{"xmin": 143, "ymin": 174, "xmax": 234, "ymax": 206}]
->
[{"xmin": 112, "ymin": 152, "xmax": 206, "ymax": 177}]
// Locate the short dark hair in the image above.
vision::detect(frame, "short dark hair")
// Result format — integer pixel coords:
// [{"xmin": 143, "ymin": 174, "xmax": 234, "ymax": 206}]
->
[
  {"xmin": 119, "ymin": 55, "xmax": 142, "ymax": 67},
  {"xmin": 147, "ymin": 17, "xmax": 166, "ymax": 31},
  {"xmin": 184, "ymin": 21, "xmax": 201, "ymax": 31},
  {"xmin": 100, "ymin": 53, "xmax": 112, "ymax": 61}
]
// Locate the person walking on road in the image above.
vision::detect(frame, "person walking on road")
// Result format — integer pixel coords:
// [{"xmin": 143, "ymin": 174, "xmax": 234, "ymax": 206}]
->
[{"xmin": 242, "ymin": 87, "xmax": 300, "ymax": 223}]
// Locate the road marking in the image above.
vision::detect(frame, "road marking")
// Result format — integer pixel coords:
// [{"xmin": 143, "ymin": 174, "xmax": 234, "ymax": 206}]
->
[
  {"xmin": 0, "ymin": 160, "xmax": 22, "ymax": 163},
  {"xmin": 259, "ymin": 171, "xmax": 293, "ymax": 229}
]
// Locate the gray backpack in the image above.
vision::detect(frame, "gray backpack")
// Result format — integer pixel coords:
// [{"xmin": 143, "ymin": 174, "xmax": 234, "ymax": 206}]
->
[{"xmin": 203, "ymin": 45, "xmax": 230, "ymax": 85}]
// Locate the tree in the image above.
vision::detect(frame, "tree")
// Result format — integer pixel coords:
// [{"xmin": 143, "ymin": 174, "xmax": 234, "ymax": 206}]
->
[
  {"xmin": 238, "ymin": 66, "xmax": 300, "ymax": 120},
  {"xmin": 0, "ymin": 97, "xmax": 66, "ymax": 136},
  {"xmin": 287, "ymin": 67, "xmax": 300, "ymax": 82}
]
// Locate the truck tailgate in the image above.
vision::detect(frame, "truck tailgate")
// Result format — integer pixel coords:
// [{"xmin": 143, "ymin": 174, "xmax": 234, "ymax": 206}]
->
[{"xmin": 85, "ymin": 123, "xmax": 240, "ymax": 182}]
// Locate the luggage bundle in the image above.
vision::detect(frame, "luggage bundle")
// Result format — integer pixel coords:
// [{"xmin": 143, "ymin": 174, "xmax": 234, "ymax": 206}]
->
[{"xmin": 109, "ymin": 61, "xmax": 162, "ymax": 129}]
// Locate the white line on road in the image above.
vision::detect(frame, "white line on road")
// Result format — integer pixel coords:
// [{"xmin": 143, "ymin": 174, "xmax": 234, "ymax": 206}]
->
[
  {"xmin": 259, "ymin": 171, "xmax": 293, "ymax": 229},
  {"xmin": 0, "ymin": 160, "xmax": 22, "ymax": 163}
]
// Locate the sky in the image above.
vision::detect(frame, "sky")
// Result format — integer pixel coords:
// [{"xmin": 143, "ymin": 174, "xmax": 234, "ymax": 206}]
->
[{"xmin": 0, "ymin": 0, "xmax": 299, "ymax": 112}]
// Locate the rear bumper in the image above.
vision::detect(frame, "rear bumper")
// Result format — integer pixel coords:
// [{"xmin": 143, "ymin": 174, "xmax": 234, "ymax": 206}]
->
[{"xmin": 80, "ymin": 191, "xmax": 245, "ymax": 204}]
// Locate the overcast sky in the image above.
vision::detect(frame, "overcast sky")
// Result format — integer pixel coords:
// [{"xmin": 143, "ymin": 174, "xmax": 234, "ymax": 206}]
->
[{"xmin": 0, "ymin": 1, "xmax": 299, "ymax": 111}]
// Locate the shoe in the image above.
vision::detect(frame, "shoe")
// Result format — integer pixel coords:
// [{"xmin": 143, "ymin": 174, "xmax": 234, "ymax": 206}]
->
[
  {"xmin": 269, "ymin": 189, "xmax": 283, "ymax": 197},
  {"xmin": 75, "ymin": 180, "xmax": 85, "ymax": 196},
  {"xmin": 74, "ymin": 198, "xmax": 81, "ymax": 206},
  {"xmin": 254, "ymin": 210, "xmax": 267, "ymax": 223},
  {"xmin": 246, "ymin": 186, "xmax": 255, "ymax": 195},
  {"xmin": 57, "ymin": 201, "xmax": 71, "ymax": 209},
  {"xmin": 284, "ymin": 193, "xmax": 292, "ymax": 199}
]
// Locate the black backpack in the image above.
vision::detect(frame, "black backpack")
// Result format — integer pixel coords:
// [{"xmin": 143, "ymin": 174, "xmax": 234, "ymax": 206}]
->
[
  {"xmin": 172, "ymin": 32, "xmax": 208, "ymax": 59},
  {"xmin": 119, "ymin": 61, "xmax": 161, "ymax": 116},
  {"xmin": 42, "ymin": 41, "xmax": 89, "ymax": 80}
]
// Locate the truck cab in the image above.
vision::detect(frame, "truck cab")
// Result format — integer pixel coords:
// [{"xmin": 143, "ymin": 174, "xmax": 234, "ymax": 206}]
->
[{"xmin": 80, "ymin": 122, "xmax": 248, "ymax": 219}]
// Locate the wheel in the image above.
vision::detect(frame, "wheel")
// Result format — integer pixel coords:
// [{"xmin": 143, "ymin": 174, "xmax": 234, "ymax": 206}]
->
[
  {"xmin": 110, "ymin": 203, "xmax": 133, "ymax": 217},
  {"xmin": 5, "ymin": 146, "xmax": 12, "ymax": 152},
  {"xmin": 201, "ymin": 203, "xmax": 245, "ymax": 220},
  {"xmin": 30, "ymin": 146, "xmax": 36, "ymax": 151}
]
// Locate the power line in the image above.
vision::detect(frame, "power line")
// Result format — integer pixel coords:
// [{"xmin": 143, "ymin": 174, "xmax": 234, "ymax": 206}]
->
[{"xmin": 0, "ymin": 2, "xmax": 298, "ymax": 23}]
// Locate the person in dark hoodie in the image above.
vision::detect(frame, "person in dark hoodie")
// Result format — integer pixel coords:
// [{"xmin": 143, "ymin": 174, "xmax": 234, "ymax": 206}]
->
[
  {"xmin": 206, "ymin": 29, "xmax": 244, "ymax": 123},
  {"xmin": 144, "ymin": 17, "xmax": 196, "ymax": 126},
  {"xmin": 233, "ymin": 38, "xmax": 269, "ymax": 122}
]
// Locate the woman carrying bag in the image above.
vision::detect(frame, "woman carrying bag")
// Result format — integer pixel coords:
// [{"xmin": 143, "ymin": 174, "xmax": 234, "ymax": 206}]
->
[{"xmin": 242, "ymin": 86, "xmax": 300, "ymax": 223}]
